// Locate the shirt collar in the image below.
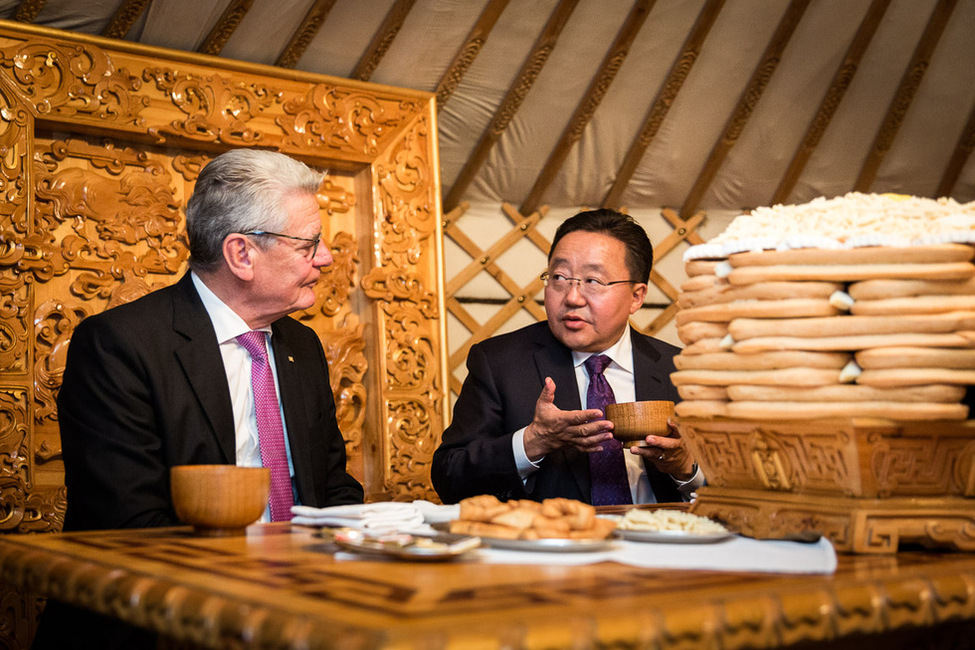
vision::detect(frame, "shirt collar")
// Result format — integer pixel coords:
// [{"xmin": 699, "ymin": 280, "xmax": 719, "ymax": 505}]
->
[
  {"xmin": 191, "ymin": 271, "xmax": 271, "ymax": 344},
  {"xmin": 571, "ymin": 327, "xmax": 633, "ymax": 373}
]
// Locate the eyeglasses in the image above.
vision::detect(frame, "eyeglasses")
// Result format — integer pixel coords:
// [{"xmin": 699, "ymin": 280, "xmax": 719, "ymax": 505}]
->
[
  {"xmin": 242, "ymin": 230, "xmax": 321, "ymax": 259},
  {"xmin": 540, "ymin": 271, "xmax": 637, "ymax": 297}
]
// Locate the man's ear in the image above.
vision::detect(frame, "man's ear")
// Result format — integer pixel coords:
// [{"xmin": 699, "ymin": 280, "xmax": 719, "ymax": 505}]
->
[
  {"xmin": 628, "ymin": 282, "xmax": 648, "ymax": 315},
  {"xmin": 223, "ymin": 234, "xmax": 256, "ymax": 280}
]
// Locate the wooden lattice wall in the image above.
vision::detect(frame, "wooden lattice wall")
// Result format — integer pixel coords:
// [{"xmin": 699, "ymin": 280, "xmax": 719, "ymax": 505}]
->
[{"xmin": 442, "ymin": 202, "xmax": 707, "ymax": 400}]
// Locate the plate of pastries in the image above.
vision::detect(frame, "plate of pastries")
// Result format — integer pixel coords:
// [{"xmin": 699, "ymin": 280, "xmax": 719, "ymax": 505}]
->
[{"xmin": 443, "ymin": 495, "xmax": 618, "ymax": 551}]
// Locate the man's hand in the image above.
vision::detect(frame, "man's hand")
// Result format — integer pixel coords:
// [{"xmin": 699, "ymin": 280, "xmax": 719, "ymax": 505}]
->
[
  {"xmin": 522, "ymin": 377, "xmax": 612, "ymax": 461},
  {"xmin": 630, "ymin": 418, "xmax": 696, "ymax": 480}
]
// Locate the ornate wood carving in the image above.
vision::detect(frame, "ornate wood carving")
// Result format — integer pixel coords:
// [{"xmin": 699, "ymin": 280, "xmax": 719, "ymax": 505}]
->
[
  {"xmin": 12, "ymin": 1, "xmax": 45, "ymax": 23},
  {"xmin": 360, "ymin": 113, "xmax": 444, "ymax": 499},
  {"xmin": 0, "ymin": 22, "xmax": 444, "ymax": 534},
  {"xmin": 277, "ymin": 83, "xmax": 422, "ymax": 157},
  {"xmin": 683, "ymin": 417, "xmax": 975, "ymax": 553},
  {"xmin": 3, "ymin": 526, "xmax": 975, "ymax": 648}
]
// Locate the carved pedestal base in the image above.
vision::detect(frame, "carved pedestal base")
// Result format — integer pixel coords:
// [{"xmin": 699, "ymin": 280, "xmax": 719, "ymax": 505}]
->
[
  {"xmin": 691, "ymin": 486, "xmax": 975, "ymax": 553},
  {"xmin": 680, "ymin": 417, "xmax": 975, "ymax": 553}
]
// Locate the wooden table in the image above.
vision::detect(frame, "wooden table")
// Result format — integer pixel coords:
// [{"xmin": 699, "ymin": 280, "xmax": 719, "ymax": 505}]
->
[{"xmin": 2, "ymin": 523, "xmax": 974, "ymax": 649}]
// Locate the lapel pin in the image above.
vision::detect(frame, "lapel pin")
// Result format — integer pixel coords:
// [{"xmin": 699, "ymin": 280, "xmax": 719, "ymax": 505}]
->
[{"xmin": 288, "ymin": 356, "xmax": 295, "ymax": 363}]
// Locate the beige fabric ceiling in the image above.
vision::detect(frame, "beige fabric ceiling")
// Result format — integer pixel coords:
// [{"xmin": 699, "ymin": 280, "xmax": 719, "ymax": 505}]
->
[{"xmin": 3, "ymin": 0, "xmax": 974, "ymax": 215}]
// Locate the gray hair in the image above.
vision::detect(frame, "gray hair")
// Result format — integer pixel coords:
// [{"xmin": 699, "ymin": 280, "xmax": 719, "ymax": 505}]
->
[{"xmin": 185, "ymin": 149, "xmax": 324, "ymax": 272}]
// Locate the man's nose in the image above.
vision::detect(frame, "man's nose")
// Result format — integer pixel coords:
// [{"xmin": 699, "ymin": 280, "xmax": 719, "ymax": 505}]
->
[
  {"xmin": 313, "ymin": 242, "xmax": 333, "ymax": 267},
  {"xmin": 564, "ymin": 281, "xmax": 587, "ymax": 303}
]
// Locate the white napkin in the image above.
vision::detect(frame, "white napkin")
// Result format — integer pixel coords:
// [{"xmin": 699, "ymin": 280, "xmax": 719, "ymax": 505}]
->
[
  {"xmin": 412, "ymin": 500, "xmax": 460, "ymax": 524},
  {"xmin": 291, "ymin": 502, "xmax": 425, "ymax": 532}
]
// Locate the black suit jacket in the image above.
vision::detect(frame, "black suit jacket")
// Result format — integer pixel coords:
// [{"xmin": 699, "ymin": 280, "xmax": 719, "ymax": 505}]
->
[
  {"xmin": 58, "ymin": 273, "xmax": 363, "ymax": 532},
  {"xmin": 431, "ymin": 321, "xmax": 682, "ymax": 504}
]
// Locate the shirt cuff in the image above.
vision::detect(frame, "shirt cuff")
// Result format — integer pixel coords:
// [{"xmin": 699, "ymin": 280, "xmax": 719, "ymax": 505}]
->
[
  {"xmin": 672, "ymin": 463, "xmax": 705, "ymax": 498},
  {"xmin": 512, "ymin": 427, "xmax": 543, "ymax": 481}
]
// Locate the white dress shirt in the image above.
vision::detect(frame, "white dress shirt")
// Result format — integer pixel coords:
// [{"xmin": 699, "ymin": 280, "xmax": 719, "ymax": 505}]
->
[{"xmin": 191, "ymin": 273, "xmax": 296, "ymax": 519}]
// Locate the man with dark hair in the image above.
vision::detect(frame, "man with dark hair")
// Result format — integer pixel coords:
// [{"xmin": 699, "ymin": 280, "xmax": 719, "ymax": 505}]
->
[
  {"xmin": 432, "ymin": 208, "xmax": 702, "ymax": 505},
  {"xmin": 34, "ymin": 149, "xmax": 363, "ymax": 648}
]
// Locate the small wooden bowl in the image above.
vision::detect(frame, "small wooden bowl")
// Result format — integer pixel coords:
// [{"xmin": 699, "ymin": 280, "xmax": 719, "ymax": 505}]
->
[
  {"xmin": 605, "ymin": 401, "xmax": 675, "ymax": 447},
  {"xmin": 170, "ymin": 465, "xmax": 270, "ymax": 536}
]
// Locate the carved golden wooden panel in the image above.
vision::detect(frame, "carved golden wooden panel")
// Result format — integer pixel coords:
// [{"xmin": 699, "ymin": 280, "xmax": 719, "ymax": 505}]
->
[
  {"xmin": 0, "ymin": 23, "xmax": 446, "ymax": 646},
  {"xmin": 683, "ymin": 418, "xmax": 975, "ymax": 553},
  {"xmin": 0, "ymin": 22, "xmax": 446, "ymax": 536}
]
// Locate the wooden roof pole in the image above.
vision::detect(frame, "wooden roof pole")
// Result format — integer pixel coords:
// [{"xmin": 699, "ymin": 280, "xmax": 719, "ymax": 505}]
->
[
  {"xmin": 275, "ymin": 0, "xmax": 338, "ymax": 69},
  {"xmin": 351, "ymin": 0, "xmax": 416, "ymax": 82},
  {"xmin": 519, "ymin": 0, "xmax": 656, "ymax": 216},
  {"xmin": 937, "ymin": 99, "xmax": 975, "ymax": 198},
  {"xmin": 102, "ymin": 0, "xmax": 150, "ymax": 39},
  {"xmin": 442, "ymin": 0, "xmax": 581, "ymax": 213},
  {"xmin": 435, "ymin": 0, "xmax": 511, "ymax": 111},
  {"xmin": 854, "ymin": 0, "xmax": 958, "ymax": 192},
  {"xmin": 12, "ymin": 0, "xmax": 46, "ymax": 23},
  {"xmin": 680, "ymin": 0, "xmax": 810, "ymax": 218},
  {"xmin": 771, "ymin": 0, "xmax": 891, "ymax": 205},
  {"xmin": 199, "ymin": 0, "xmax": 253, "ymax": 56},
  {"xmin": 601, "ymin": 0, "xmax": 725, "ymax": 209}
]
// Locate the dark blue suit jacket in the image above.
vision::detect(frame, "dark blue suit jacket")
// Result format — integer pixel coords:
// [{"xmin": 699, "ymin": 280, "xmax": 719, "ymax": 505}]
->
[{"xmin": 432, "ymin": 321, "xmax": 682, "ymax": 504}]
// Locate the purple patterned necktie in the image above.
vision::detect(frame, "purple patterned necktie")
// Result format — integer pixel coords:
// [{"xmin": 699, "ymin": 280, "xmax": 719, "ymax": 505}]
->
[
  {"xmin": 585, "ymin": 354, "xmax": 632, "ymax": 506},
  {"xmin": 236, "ymin": 331, "xmax": 294, "ymax": 522}
]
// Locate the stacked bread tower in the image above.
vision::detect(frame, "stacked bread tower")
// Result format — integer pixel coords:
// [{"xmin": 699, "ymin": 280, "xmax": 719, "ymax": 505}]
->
[{"xmin": 674, "ymin": 192, "xmax": 975, "ymax": 421}]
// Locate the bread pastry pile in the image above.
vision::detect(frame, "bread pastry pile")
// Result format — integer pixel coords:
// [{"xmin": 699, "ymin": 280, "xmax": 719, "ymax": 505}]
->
[
  {"xmin": 616, "ymin": 508, "xmax": 728, "ymax": 534},
  {"xmin": 448, "ymin": 495, "xmax": 617, "ymax": 540},
  {"xmin": 675, "ymin": 193, "xmax": 975, "ymax": 421}
]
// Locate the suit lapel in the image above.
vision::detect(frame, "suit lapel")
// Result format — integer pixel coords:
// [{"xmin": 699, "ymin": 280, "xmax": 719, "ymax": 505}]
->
[
  {"xmin": 531, "ymin": 326, "xmax": 588, "ymax": 497},
  {"xmin": 533, "ymin": 344, "xmax": 580, "ymax": 411},
  {"xmin": 631, "ymin": 328, "xmax": 665, "ymax": 400},
  {"xmin": 171, "ymin": 275, "xmax": 237, "ymax": 463},
  {"xmin": 630, "ymin": 328, "xmax": 682, "ymax": 501}
]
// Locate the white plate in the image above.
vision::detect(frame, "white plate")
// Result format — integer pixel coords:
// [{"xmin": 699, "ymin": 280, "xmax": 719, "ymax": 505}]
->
[
  {"xmin": 615, "ymin": 528, "xmax": 733, "ymax": 544},
  {"xmin": 431, "ymin": 523, "xmax": 616, "ymax": 552},
  {"xmin": 479, "ymin": 536, "xmax": 617, "ymax": 553}
]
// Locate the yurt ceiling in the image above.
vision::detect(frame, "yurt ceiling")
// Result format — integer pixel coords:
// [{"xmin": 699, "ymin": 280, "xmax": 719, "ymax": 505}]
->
[{"xmin": 5, "ymin": 0, "xmax": 975, "ymax": 216}]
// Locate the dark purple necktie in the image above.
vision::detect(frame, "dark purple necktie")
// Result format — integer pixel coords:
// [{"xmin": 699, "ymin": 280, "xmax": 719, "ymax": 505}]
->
[
  {"xmin": 585, "ymin": 354, "xmax": 632, "ymax": 506},
  {"xmin": 237, "ymin": 331, "xmax": 294, "ymax": 522}
]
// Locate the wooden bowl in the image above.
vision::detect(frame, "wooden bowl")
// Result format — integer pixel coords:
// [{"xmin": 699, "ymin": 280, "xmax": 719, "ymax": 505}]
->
[
  {"xmin": 605, "ymin": 401, "xmax": 675, "ymax": 446},
  {"xmin": 170, "ymin": 465, "xmax": 270, "ymax": 536}
]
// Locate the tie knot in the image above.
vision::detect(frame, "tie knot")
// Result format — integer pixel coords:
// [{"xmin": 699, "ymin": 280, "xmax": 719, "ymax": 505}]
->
[
  {"xmin": 236, "ymin": 330, "xmax": 268, "ymax": 361},
  {"xmin": 585, "ymin": 354, "xmax": 612, "ymax": 376}
]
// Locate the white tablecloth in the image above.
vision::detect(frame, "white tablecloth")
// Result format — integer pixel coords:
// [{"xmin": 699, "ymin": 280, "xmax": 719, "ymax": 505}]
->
[
  {"xmin": 319, "ymin": 501, "xmax": 837, "ymax": 574},
  {"xmin": 467, "ymin": 535, "xmax": 837, "ymax": 574}
]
